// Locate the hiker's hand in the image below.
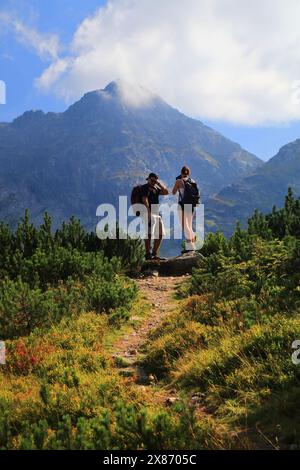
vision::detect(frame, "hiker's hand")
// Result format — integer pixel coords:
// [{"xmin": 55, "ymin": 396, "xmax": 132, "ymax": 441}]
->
[{"xmin": 156, "ymin": 180, "xmax": 169, "ymax": 195}]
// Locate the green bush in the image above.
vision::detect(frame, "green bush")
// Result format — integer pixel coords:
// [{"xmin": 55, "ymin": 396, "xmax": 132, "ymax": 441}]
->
[
  {"xmin": 84, "ymin": 274, "xmax": 137, "ymax": 315},
  {"xmin": 0, "ymin": 399, "xmax": 226, "ymax": 450},
  {"xmin": 0, "ymin": 210, "xmax": 145, "ymax": 284},
  {"xmin": 248, "ymin": 187, "xmax": 300, "ymax": 239},
  {"xmin": 18, "ymin": 248, "xmax": 123, "ymax": 289},
  {"xmin": 190, "ymin": 237, "xmax": 300, "ymax": 320},
  {"xmin": 0, "ymin": 277, "xmax": 85, "ymax": 339},
  {"xmin": 0, "ymin": 272, "xmax": 137, "ymax": 339}
]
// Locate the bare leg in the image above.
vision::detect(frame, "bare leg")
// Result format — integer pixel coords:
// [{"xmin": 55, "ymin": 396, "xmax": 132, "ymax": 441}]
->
[
  {"xmin": 178, "ymin": 205, "xmax": 190, "ymax": 250},
  {"xmin": 177, "ymin": 205, "xmax": 184, "ymax": 233},
  {"xmin": 144, "ymin": 216, "xmax": 152, "ymax": 256},
  {"xmin": 144, "ymin": 237, "xmax": 151, "ymax": 256},
  {"xmin": 152, "ymin": 218, "xmax": 163, "ymax": 256},
  {"xmin": 183, "ymin": 207, "xmax": 196, "ymax": 250}
]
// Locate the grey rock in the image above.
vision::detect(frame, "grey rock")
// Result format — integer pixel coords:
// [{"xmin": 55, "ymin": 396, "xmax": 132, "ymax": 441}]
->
[
  {"xmin": 143, "ymin": 269, "xmax": 159, "ymax": 278},
  {"xmin": 165, "ymin": 397, "xmax": 179, "ymax": 405},
  {"xmin": 148, "ymin": 374, "xmax": 156, "ymax": 383},
  {"xmin": 143, "ymin": 251, "xmax": 204, "ymax": 276},
  {"xmin": 128, "ymin": 348, "xmax": 137, "ymax": 355}
]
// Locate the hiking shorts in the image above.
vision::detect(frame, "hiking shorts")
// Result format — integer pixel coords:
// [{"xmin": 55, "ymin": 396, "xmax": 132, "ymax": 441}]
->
[
  {"xmin": 144, "ymin": 213, "xmax": 166, "ymax": 239},
  {"xmin": 178, "ymin": 201, "xmax": 195, "ymax": 214}
]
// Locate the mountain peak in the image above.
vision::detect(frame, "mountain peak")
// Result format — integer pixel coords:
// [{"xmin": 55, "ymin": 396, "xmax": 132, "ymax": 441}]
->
[
  {"xmin": 101, "ymin": 79, "xmax": 160, "ymax": 108},
  {"xmin": 71, "ymin": 79, "xmax": 160, "ymax": 112},
  {"xmin": 0, "ymin": 81, "xmax": 262, "ymax": 231},
  {"xmin": 103, "ymin": 79, "xmax": 125, "ymax": 95}
]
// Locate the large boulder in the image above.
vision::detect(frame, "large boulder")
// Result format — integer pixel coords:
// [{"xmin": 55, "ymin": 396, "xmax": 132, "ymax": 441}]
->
[{"xmin": 142, "ymin": 251, "xmax": 204, "ymax": 276}]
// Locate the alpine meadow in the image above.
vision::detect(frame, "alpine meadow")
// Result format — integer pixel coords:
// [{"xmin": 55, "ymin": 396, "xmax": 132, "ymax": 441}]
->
[{"xmin": 1, "ymin": 190, "xmax": 300, "ymax": 449}]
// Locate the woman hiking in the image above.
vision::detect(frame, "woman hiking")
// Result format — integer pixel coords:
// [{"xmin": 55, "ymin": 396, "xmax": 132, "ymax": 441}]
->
[{"xmin": 172, "ymin": 166, "xmax": 199, "ymax": 253}]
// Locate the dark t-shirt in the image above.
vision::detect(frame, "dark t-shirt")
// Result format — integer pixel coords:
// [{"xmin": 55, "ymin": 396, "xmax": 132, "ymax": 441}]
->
[{"xmin": 140, "ymin": 183, "xmax": 161, "ymax": 208}]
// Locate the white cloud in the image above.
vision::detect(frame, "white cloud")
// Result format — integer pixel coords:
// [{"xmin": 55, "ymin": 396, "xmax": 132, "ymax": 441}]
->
[
  {"xmin": 24, "ymin": 0, "xmax": 300, "ymax": 124},
  {"xmin": 0, "ymin": 11, "xmax": 59, "ymax": 60}
]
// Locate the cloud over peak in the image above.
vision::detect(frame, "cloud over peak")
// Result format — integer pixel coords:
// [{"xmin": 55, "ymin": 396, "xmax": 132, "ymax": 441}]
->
[
  {"xmin": 101, "ymin": 79, "xmax": 160, "ymax": 107},
  {"xmin": 12, "ymin": 0, "xmax": 300, "ymax": 125}
]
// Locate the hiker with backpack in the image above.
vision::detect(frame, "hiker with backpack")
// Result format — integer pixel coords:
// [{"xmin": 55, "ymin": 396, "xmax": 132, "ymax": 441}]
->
[
  {"xmin": 172, "ymin": 166, "xmax": 200, "ymax": 253},
  {"xmin": 131, "ymin": 172, "xmax": 169, "ymax": 260}
]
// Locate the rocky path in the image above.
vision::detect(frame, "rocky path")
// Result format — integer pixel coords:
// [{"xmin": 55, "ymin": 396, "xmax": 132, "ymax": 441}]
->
[{"xmin": 110, "ymin": 274, "xmax": 187, "ymax": 404}]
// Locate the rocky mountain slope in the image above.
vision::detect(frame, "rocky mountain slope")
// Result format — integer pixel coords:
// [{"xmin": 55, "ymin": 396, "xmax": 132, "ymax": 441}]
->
[
  {"xmin": 0, "ymin": 80, "xmax": 261, "ymax": 229},
  {"xmin": 205, "ymin": 138, "xmax": 300, "ymax": 235}
]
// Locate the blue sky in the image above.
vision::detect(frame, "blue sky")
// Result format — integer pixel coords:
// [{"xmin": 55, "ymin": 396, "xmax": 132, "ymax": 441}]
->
[
  {"xmin": 0, "ymin": 0, "xmax": 106, "ymax": 120},
  {"xmin": 204, "ymin": 120, "xmax": 300, "ymax": 161},
  {"xmin": 1, "ymin": 0, "xmax": 300, "ymax": 162}
]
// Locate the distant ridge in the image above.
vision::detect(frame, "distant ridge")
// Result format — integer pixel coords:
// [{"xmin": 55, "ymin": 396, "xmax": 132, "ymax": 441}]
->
[
  {"xmin": 205, "ymin": 138, "xmax": 300, "ymax": 235},
  {"xmin": 0, "ymin": 80, "xmax": 261, "ymax": 229}
]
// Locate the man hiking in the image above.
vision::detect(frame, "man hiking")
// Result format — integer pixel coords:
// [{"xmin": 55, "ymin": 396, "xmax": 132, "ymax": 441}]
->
[{"xmin": 141, "ymin": 172, "xmax": 169, "ymax": 260}]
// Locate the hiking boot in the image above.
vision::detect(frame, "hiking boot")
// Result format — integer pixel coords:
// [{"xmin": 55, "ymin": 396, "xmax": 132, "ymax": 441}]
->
[
  {"xmin": 181, "ymin": 249, "xmax": 195, "ymax": 254},
  {"xmin": 151, "ymin": 254, "xmax": 167, "ymax": 261}
]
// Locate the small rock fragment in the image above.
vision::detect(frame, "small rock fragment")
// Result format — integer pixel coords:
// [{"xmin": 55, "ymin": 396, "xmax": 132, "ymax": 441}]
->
[
  {"xmin": 128, "ymin": 348, "xmax": 137, "ymax": 355},
  {"xmin": 165, "ymin": 397, "xmax": 179, "ymax": 405},
  {"xmin": 148, "ymin": 374, "xmax": 156, "ymax": 383}
]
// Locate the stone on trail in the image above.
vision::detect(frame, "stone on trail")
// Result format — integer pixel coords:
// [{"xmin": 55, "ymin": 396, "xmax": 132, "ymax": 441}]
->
[
  {"xmin": 128, "ymin": 347, "xmax": 137, "ymax": 355},
  {"xmin": 142, "ymin": 251, "xmax": 203, "ymax": 276},
  {"xmin": 142, "ymin": 269, "xmax": 159, "ymax": 278},
  {"xmin": 165, "ymin": 396, "xmax": 179, "ymax": 406}
]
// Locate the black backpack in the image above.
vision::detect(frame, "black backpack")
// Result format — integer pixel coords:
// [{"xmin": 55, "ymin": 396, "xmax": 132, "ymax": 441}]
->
[
  {"xmin": 179, "ymin": 178, "xmax": 200, "ymax": 207},
  {"xmin": 131, "ymin": 185, "xmax": 147, "ymax": 216}
]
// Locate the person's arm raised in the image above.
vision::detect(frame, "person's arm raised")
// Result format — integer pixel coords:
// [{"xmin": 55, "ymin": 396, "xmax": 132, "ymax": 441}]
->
[
  {"xmin": 172, "ymin": 179, "xmax": 180, "ymax": 195},
  {"xmin": 156, "ymin": 180, "xmax": 169, "ymax": 195}
]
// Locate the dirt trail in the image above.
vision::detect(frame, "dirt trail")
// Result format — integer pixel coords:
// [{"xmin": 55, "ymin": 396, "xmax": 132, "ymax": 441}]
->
[{"xmin": 110, "ymin": 275, "xmax": 187, "ymax": 402}]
